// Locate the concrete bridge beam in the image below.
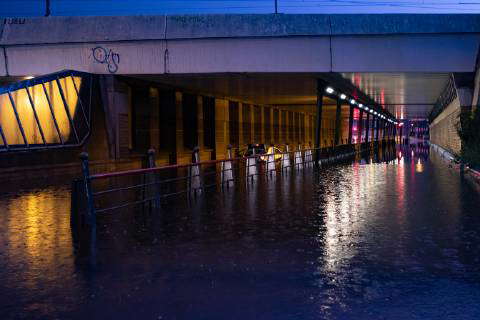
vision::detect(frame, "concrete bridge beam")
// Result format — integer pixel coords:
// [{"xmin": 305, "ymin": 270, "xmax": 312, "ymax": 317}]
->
[{"xmin": 1, "ymin": 15, "xmax": 479, "ymax": 76}]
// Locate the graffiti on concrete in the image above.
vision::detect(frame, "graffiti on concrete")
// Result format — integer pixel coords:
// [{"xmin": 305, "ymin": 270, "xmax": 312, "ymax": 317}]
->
[
  {"xmin": 4, "ymin": 18, "xmax": 26, "ymax": 25},
  {"xmin": 92, "ymin": 46, "xmax": 120, "ymax": 73}
]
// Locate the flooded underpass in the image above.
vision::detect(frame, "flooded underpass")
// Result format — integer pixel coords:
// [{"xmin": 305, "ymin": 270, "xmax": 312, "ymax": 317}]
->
[{"xmin": 1, "ymin": 143, "xmax": 480, "ymax": 320}]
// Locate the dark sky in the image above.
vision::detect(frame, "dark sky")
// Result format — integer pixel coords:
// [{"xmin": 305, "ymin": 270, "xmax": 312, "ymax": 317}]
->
[{"xmin": 2, "ymin": 0, "xmax": 480, "ymax": 17}]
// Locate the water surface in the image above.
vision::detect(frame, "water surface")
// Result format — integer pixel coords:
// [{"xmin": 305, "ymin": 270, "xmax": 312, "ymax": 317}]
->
[{"xmin": 1, "ymin": 144, "xmax": 480, "ymax": 319}]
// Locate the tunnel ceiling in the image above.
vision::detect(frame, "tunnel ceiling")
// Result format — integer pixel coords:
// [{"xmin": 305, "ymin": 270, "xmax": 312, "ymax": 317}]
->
[
  {"xmin": 135, "ymin": 72, "xmax": 452, "ymax": 120},
  {"xmin": 341, "ymin": 73, "xmax": 451, "ymax": 120}
]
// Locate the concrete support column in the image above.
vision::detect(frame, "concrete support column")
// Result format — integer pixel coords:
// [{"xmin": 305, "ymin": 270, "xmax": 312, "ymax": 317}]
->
[
  {"xmin": 215, "ymin": 99, "xmax": 229, "ymax": 160},
  {"xmin": 382, "ymin": 120, "xmax": 387, "ymax": 140},
  {"xmin": 374, "ymin": 117, "xmax": 379, "ymax": 142},
  {"xmin": 365, "ymin": 113, "xmax": 370, "ymax": 144},
  {"xmin": 238, "ymin": 103, "xmax": 244, "ymax": 148},
  {"xmin": 314, "ymin": 80, "xmax": 327, "ymax": 163},
  {"xmin": 175, "ymin": 92, "xmax": 186, "ymax": 163},
  {"xmin": 284, "ymin": 110, "xmax": 289, "ymax": 145},
  {"xmin": 102, "ymin": 75, "xmax": 117, "ymax": 158},
  {"xmin": 197, "ymin": 96, "xmax": 209, "ymax": 159},
  {"xmin": 250, "ymin": 105, "xmax": 255, "ymax": 144},
  {"xmin": 197, "ymin": 96, "xmax": 205, "ymax": 150},
  {"xmin": 268, "ymin": 107, "xmax": 273, "ymax": 145},
  {"xmin": 357, "ymin": 110, "xmax": 364, "ymax": 144},
  {"xmin": 334, "ymin": 97, "xmax": 342, "ymax": 146},
  {"xmin": 314, "ymin": 80, "xmax": 325, "ymax": 150},
  {"xmin": 260, "ymin": 106, "xmax": 265, "ymax": 144},
  {"xmin": 348, "ymin": 105, "xmax": 354, "ymax": 145}
]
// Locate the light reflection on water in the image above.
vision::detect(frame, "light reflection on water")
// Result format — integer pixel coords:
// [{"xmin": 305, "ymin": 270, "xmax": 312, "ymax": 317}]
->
[{"xmin": 1, "ymin": 144, "xmax": 480, "ymax": 319}]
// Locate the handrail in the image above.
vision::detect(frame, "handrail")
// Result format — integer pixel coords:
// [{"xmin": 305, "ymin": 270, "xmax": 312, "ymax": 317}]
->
[
  {"xmin": 71, "ymin": 141, "xmax": 403, "ymax": 239},
  {"xmin": 89, "ymin": 148, "xmax": 324, "ymax": 180}
]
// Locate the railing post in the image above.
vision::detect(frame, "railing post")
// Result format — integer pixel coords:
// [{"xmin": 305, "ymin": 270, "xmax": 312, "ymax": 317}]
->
[
  {"xmin": 281, "ymin": 143, "xmax": 291, "ymax": 171},
  {"xmin": 295, "ymin": 143, "xmax": 303, "ymax": 169},
  {"xmin": 266, "ymin": 144, "xmax": 276, "ymax": 176},
  {"xmin": 189, "ymin": 146, "xmax": 202, "ymax": 196},
  {"xmin": 221, "ymin": 144, "xmax": 234, "ymax": 188},
  {"xmin": 147, "ymin": 148, "xmax": 156, "ymax": 168},
  {"xmin": 80, "ymin": 152, "xmax": 96, "ymax": 226},
  {"xmin": 246, "ymin": 148, "xmax": 257, "ymax": 183},
  {"xmin": 305, "ymin": 143, "xmax": 313, "ymax": 165},
  {"xmin": 79, "ymin": 152, "xmax": 97, "ymax": 263},
  {"xmin": 147, "ymin": 148, "xmax": 161, "ymax": 208}
]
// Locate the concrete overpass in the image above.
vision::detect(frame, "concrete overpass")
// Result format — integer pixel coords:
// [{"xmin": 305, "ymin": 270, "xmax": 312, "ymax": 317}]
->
[
  {"xmin": 1, "ymin": 14, "xmax": 479, "ymax": 119},
  {"xmin": 0, "ymin": 13, "xmax": 479, "ymax": 174}
]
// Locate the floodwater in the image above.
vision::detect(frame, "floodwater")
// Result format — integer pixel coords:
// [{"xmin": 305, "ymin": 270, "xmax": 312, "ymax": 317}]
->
[{"xmin": 1, "ymin": 143, "xmax": 480, "ymax": 320}]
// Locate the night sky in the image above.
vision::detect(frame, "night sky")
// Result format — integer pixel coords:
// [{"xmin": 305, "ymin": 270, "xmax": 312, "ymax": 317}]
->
[{"xmin": 2, "ymin": 0, "xmax": 480, "ymax": 17}]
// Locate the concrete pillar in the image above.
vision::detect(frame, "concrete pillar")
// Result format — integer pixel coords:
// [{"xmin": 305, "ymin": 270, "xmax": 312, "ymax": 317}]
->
[
  {"xmin": 260, "ymin": 106, "xmax": 265, "ymax": 144},
  {"xmin": 238, "ymin": 103, "xmax": 244, "ymax": 148},
  {"xmin": 99, "ymin": 75, "xmax": 117, "ymax": 159},
  {"xmin": 382, "ymin": 120, "xmax": 386, "ymax": 140},
  {"xmin": 197, "ymin": 96, "xmax": 204, "ymax": 149},
  {"xmin": 267, "ymin": 107, "xmax": 273, "ymax": 145},
  {"xmin": 365, "ymin": 113, "xmax": 370, "ymax": 144},
  {"xmin": 197, "ymin": 95, "xmax": 207, "ymax": 159},
  {"xmin": 215, "ymin": 98, "xmax": 229, "ymax": 160},
  {"xmin": 315, "ymin": 80, "xmax": 325, "ymax": 149},
  {"xmin": 285, "ymin": 110, "xmax": 292, "ymax": 144},
  {"xmin": 149, "ymin": 88, "xmax": 160, "ymax": 153},
  {"xmin": 99, "ymin": 75, "xmax": 130, "ymax": 159},
  {"xmin": 357, "ymin": 110, "xmax": 364, "ymax": 144},
  {"xmin": 334, "ymin": 98, "xmax": 342, "ymax": 146},
  {"xmin": 250, "ymin": 105, "xmax": 255, "ymax": 144},
  {"xmin": 175, "ymin": 91, "xmax": 185, "ymax": 163},
  {"xmin": 308, "ymin": 113, "xmax": 313, "ymax": 145},
  {"xmin": 278, "ymin": 108, "xmax": 285, "ymax": 143},
  {"xmin": 348, "ymin": 105, "xmax": 354, "ymax": 145}
]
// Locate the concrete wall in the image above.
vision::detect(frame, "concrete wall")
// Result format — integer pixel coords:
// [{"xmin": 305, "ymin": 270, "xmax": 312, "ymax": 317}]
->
[
  {"xmin": 430, "ymin": 97, "xmax": 462, "ymax": 155},
  {"xmin": 98, "ymin": 76, "xmax": 319, "ymax": 165}
]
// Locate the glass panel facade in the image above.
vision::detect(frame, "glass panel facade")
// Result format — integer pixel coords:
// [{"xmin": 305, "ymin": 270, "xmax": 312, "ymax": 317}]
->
[{"xmin": 0, "ymin": 71, "xmax": 90, "ymax": 150}]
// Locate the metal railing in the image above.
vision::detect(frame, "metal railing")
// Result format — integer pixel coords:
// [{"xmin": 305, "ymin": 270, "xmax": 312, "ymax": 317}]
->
[
  {"xmin": 71, "ymin": 144, "xmax": 363, "ymax": 225},
  {"xmin": 70, "ymin": 140, "xmax": 399, "ymax": 254},
  {"xmin": 72, "ymin": 140, "xmax": 400, "ymax": 220}
]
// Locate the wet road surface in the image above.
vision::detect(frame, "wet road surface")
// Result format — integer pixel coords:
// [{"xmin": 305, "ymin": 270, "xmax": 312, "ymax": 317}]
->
[{"xmin": 1, "ymin": 144, "xmax": 480, "ymax": 319}]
